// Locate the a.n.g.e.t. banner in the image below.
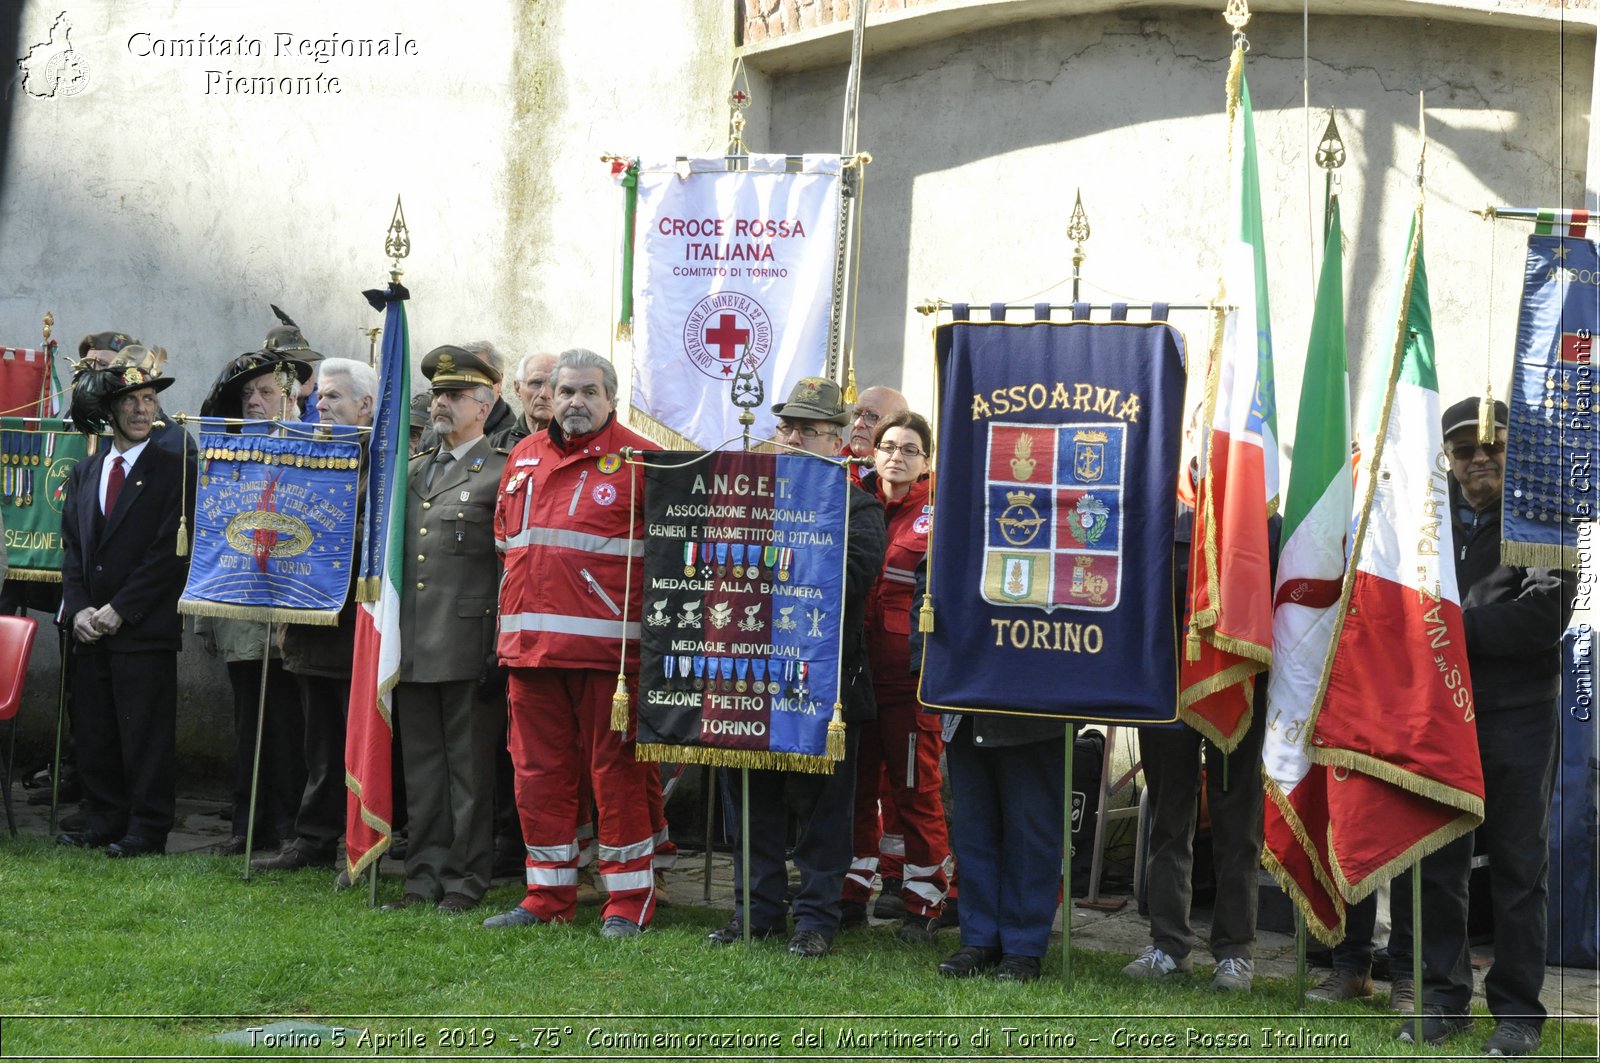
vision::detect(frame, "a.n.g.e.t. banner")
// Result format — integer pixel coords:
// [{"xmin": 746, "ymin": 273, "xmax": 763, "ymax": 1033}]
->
[
  {"xmin": 634, "ymin": 450, "xmax": 849, "ymax": 772},
  {"xmin": 0, "ymin": 417, "xmax": 88, "ymax": 581},
  {"xmin": 920, "ymin": 309, "xmax": 1186, "ymax": 724}
]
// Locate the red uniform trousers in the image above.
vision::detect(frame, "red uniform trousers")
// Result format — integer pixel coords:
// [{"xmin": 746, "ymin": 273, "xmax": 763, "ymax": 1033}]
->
[
  {"xmin": 842, "ymin": 684, "xmax": 951, "ymax": 917},
  {"xmin": 507, "ymin": 666, "xmax": 655, "ymax": 926}
]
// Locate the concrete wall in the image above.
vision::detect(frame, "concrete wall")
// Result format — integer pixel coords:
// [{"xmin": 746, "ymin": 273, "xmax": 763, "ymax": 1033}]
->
[
  {"xmin": 0, "ymin": 0, "xmax": 1592, "ymax": 769},
  {"xmin": 1, "ymin": 0, "xmax": 734, "ymax": 773}
]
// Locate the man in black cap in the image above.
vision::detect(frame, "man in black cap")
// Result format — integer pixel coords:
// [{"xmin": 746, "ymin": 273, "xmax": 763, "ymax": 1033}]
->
[
  {"xmin": 1389, "ymin": 397, "xmax": 1575, "ymax": 1055},
  {"xmin": 57, "ymin": 362, "xmax": 195, "ymax": 856},
  {"xmin": 195, "ymin": 350, "xmax": 313, "ymax": 855},
  {"xmin": 384, "ymin": 346, "xmax": 509, "ymax": 912},
  {"xmin": 707, "ymin": 377, "xmax": 886, "ymax": 957}
]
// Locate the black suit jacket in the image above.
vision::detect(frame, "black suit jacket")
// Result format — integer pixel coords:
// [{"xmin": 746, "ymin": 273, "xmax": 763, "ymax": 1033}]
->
[{"xmin": 60, "ymin": 440, "xmax": 196, "ymax": 653}]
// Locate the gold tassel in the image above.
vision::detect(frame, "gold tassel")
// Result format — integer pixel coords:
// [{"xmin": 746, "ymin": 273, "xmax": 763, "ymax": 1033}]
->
[
  {"xmin": 610, "ymin": 674, "xmax": 630, "ymax": 732},
  {"xmin": 175, "ymin": 515, "xmax": 189, "ymax": 557},
  {"xmin": 1478, "ymin": 391, "xmax": 1495, "ymax": 445},
  {"xmin": 1186, "ymin": 627, "xmax": 1203, "ymax": 662},
  {"xmin": 917, "ymin": 593, "xmax": 935, "ymax": 634},
  {"xmin": 843, "ymin": 366, "xmax": 858, "ymax": 405},
  {"xmin": 356, "ymin": 576, "xmax": 377, "ymax": 603},
  {"xmin": 616, "ymin": 322, "xmax": 633, "ymax": 342},
  {"xmin": 826, "ymin": 703, "xmax": 846, "ymax": 761}
]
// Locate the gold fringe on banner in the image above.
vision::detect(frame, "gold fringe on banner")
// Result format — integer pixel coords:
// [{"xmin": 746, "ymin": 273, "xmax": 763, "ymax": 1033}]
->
[
  {"xmin": 632, "ymin": 742, "xmax": 839, "ymax": 774},
  {"xmin": 627, "ymin": 407, "xmax": 704, "ymax": 452},
  {"xmin": 343, "ymin": 769, "xmax": 393, "ymax": 881},
  {"xmin": 1261, "ymin": 782, "xmax": 1348, "ymax": 947},
  {"xmin": 826, "ymin": 704, "xmax": 846, "ymax": 761},
  {"xmin": 616, "ymin": 322, "xmax": 633, "ymax": 343},
  {"xmin": 1501, "ymin": 539, "xmax": 1578, "ymax": 571},
  {"xmin": 610, "ymin": 674, "xmax": 631, "ymax": 732},
  {"xmin": 356, "ymin": 576, "xmax": 380, "ymax": 602},
  {"xmin": 7, "ymin": 568, "xmax": 62, "ymax": 583},
  {"xmin": 177, "ymin": 599, "xmax": 342, "ymax": 625}
]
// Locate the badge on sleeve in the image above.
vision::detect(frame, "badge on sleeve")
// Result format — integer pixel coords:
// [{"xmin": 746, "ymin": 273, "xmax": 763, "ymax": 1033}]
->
[{"xmin": 597, "ymin": 453, "xmax": 622, "ymax": 474}]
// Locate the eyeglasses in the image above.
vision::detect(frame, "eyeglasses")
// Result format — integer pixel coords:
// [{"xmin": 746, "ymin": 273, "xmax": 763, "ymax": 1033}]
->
[
  {"xmin": 1448, "ymin": 440, "xmax": 1506, "ymax": 461},
  {"xmin": 875, "ymin": 442, "xmax": 925, "ymax": 458},
  {"xmin": 776, "ymin": 421, "xmax": 839, "ymax": 440},
  {"xmin": 852, "ymin": 409, "xmax": 882, "ymax": 427},
  {"xmin": 427, "ymin": 388, "xmax": 489, "ymax": 404}
]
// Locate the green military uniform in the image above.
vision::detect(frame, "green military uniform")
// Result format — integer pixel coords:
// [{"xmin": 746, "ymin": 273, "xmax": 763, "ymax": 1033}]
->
[{"xmin": 392, "ymin": 346, "xmax": 509, "ymax": 909}]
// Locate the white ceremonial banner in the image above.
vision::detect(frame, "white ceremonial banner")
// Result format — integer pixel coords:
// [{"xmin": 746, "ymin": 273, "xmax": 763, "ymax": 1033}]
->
[{"xmin": 630, "ymin": 154, "xmax": 843, "ymax": 449}]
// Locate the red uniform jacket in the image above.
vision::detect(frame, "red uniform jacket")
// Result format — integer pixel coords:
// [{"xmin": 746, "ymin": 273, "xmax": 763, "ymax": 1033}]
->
[
  {"xmin": 865, "ymin": 473, "xmax": 933, "ymax": 709},
  {"xmin": 494, "ymin": 414, "xmax": 658, "ymax": 672}
]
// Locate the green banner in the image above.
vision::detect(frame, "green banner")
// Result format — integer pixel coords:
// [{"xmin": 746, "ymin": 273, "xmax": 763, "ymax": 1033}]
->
[{"xmin": 0, "ymin": 418, "xmax": 91, "ymax": 582}]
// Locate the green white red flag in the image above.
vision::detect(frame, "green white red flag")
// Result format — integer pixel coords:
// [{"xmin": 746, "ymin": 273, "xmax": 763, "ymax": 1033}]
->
[
  {"xmin": 344, "ymin": 280, "xmax": 410, "ymax": 879},
  {"xmin": 1262, "ymin": 199, "xmax": 1351, "ymax": 944},
  {"xmin": 1307, "ymin": 202, "xmax": 1484, "ymax": 901},
  {"xmin": 1180, "ymin": 47, "xmax": 1279, "ymax": 751}
]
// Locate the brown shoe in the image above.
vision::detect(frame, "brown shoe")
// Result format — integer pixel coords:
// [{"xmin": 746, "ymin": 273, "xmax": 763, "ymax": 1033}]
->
[
  {"xmin": 576, "ymin": 866, "xmax": 601, "ymax": 907},
  {"xmin": 1307, "ymin": 968, "xmax": 1374, "ymax": 1003},
  {"xmin": 380, "ymin": 892, "xmax": 432, "ymax": 912},
  {"xmin": 437, "ymin": 892, "xmax": 479, "ymax": 914},
  {"xmin": 1389, "ymin": 977, "xmax": 1415, "ymax": 1012}
]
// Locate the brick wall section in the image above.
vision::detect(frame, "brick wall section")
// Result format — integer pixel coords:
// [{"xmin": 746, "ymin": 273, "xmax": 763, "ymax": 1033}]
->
[{"xmin": 741, "ymin": 0, "xmax": 1593, "ymax": 46}]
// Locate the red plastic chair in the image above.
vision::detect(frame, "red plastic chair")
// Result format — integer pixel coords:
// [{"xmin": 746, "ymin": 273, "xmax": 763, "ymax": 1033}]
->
[{"xmin": 0, "ymin": 614, "xmax": 40, "ymax": 836}]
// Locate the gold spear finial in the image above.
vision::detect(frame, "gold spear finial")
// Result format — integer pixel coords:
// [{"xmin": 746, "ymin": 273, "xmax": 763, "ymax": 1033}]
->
[
  {"xmin": 42, "ymin": 310, "xmax": 54, "ymax": 344},
  {"xmin": 385, "ymin": 194, "xmax": 410, "ymax": 282},
  {"xmin": 1068, "ymin": 190, "xmax": 1092, "ymax": 302},
  {"xmin": 1224, "ymin": 0, "xmax": 1251, "ymax": 33},
  {"xmin": 1316, "ymin": 110, "xmax": 1346, "ymax": 171},
  {"xmin": 728, "ymin": 57, "xmax": 753, "ymax": 155}
]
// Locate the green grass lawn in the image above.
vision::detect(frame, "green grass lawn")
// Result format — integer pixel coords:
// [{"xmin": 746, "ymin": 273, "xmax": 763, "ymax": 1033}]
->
[{"xmin": 1, "ymin": 834, "xmax": 1594, "ymax": 1060}]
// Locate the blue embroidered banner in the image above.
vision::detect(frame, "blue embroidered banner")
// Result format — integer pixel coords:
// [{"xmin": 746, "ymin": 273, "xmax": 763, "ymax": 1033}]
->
[
  {"xmin": 921, "ymin": 310, "xmax": 1187, "ymax": 723},
  {"xmin": 178, "ymin": 420, "xmax": 364, "ymax": 624},
  {"xmin": 634, "ymin": 450, "xmax": 849, "ymax": 772},
  {"xmin": 1503, "ymin": 235, "xmax": 1598, "ymax": 570}
]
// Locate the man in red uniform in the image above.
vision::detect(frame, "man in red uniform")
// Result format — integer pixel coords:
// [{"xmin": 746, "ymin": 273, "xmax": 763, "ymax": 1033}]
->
[{"xmin": 485, "ymin": 348, "xmax": 659, "ymax": 937}]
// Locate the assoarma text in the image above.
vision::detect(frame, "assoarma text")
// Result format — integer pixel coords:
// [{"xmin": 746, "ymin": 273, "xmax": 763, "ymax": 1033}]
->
[
  {"xmin": 972, "ymin": 380, "xmax": 1143, "ymax": 423},
  {"xmin": 990, "ymin": 618, "xmax": 1105, "ymax": 654}
]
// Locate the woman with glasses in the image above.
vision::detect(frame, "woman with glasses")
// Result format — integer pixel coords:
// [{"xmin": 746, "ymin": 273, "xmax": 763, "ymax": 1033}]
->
[{"xmin": 839, "ymin": 410, "xmax": 955, "ymax": 943}]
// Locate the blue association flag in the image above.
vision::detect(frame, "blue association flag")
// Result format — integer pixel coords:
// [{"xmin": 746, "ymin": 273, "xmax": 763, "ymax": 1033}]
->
[{"xmin": 920, "ymin": 306, "xmax": 1186, "ymax": 723}]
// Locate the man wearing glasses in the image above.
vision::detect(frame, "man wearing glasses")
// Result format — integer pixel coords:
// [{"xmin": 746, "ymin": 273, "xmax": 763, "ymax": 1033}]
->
[
  {"xmin": 385, "ymin": 345, "xmax": 509, "ymax": 913},
  {"xmin": 708, "ymin": 377, "xmax": 886, "ymax": 958},
  {"xmin": 1389, "ymin": 397, "xmax": 1575, "ymax": 1056}
]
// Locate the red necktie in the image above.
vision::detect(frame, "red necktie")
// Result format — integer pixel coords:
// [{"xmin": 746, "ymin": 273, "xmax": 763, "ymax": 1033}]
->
[{"xmin": 104, "ymin": 456, "xmax": 125, "ymax": 515}]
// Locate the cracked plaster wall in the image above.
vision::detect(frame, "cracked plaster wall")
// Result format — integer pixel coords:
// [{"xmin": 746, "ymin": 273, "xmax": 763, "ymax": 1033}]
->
[{"xmin": 762, "ymin": 9, "xmax": 1591, "ymax": 431}]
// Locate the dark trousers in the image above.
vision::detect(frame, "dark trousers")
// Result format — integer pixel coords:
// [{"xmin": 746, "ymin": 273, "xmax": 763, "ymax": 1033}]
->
[
  {"xmin": 291, "ymin": 673, "xmax": 348, "ymax": 855},
  {"xmin": 721, "ymin": 727, "xmax": 860, "ymax": 937},
  {"xmin": 1390, "ymin": 700, "xmax": 1558, "ymax": 1024},
  {"xmin": 1331, "ymin": 892, "xmax": 1378, "ymax": 973},
  {"xmin": 946, "ymin": 721, "xmax": 1064, "ymax": 958},
  {"xmin": 1140, "ymin": 707, "xmax": 1266, "ymax": 962},
  {"xmin": 396, "ymin": 680, "xmax": 499, "ymax": 901},
  {"xmin": 72, "ymin": 648, "xmax": 177, "ymax": 842},
  {"xmin": 227, "ymin": 659, "xmax": 305, "ymax": 844}
]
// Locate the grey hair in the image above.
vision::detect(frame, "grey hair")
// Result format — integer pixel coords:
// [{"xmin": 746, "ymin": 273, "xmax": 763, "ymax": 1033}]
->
[
  {"xmin": 461, "ymin": 339, "xmax": 505, "ymax": 377},
  {"xmin": 515, "ymin": 350, "xmax": 556, "ymax": 385},
  {"xmin": 555, "ymin": 348, "xmax": 618, "ymax": 402},
  {"xmin": 318, "ymin": 357, "xmax": 377, "ymax": 403}
]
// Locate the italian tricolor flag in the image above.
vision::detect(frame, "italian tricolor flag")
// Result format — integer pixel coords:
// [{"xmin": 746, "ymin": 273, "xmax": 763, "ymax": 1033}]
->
[
  {"xmin": 1307, "ymin": 201, "xmax": 1484, "ymax": 901},
  {"xmin": 1180, "ymin": 45, "xmax": 1279, "ymax": 751},
  {"xmin": 1262, "ymin": 199, "xmax": 1351, "ymax": 944},
  {"xmin": 345, "ymin": 281, "xmax": 411, "ymax": 880}
]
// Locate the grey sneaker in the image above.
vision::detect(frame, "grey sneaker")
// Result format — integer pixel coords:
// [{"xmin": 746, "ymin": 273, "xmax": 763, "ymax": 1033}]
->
[
  {"xmin": 1396, "ymin": 1010, "xmax": 1473, "ymax": 1046},
  {"xmin": 1121, "ymin": 945, "xmax": 1192, "ymax": 980},
  {"xmin": 1306, "ymin": 968, "xmax": 1374, "ymax": 1003},
  {"xmin": 1389, "ymin": 977, "xmax": 1415, "ymax": 1012},
  {"xmin": 482, "ymin": 905, "xmax": 544, "ymax": 930},
  {"xmin": 1212, "ymin": 956, "xmax": 1254, "ymax": 992},
  {"xmin": 599, "ymin": 915, "xmax": 643, "ymax": 938},
  {"xmin": 1484, "ymin": 1021, "xmax": 1541, "ymax": 1057}
]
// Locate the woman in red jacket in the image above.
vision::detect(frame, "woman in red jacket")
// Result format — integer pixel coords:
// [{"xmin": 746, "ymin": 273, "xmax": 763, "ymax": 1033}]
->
[{"xmin": 840, "ymin": 410, "xmax": 953, "ymax": 942}]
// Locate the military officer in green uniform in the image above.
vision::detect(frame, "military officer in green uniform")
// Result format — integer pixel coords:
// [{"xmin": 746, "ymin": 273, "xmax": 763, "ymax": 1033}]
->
[{"xmin": 385, "ymin": 345, "xmax": 510, "ymax": 913}]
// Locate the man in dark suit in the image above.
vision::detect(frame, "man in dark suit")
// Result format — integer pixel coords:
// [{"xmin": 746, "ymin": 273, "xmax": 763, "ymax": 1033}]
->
[
  {"xmin": 57, "ymin": 361, "xmax": 194, "ymax": 857},
  {"xmin": 385, "ymin": 346, "xmax": 509, "ymax": 913}
]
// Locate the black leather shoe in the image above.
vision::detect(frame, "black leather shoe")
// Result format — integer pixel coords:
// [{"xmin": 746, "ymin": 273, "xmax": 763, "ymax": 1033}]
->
[
  {"xmin": 56, "ymin": 830, "xmax": 116, "ymax": 848},
  {"xmin": 207, "ymin": 835, "xmax": 250, "ymax": 856},
  {"xmin": 938, "ymin": 945, "xmax": 1002, "ymax": 978},
  {"xmin": 380, "ymin": 892, "xmax": 432, "ymax": 912},
  {"xmin": 707, "ymin": 917, "xmax": 783, "ymax": 946},
  {"xmin": 106, "ymin": 835, "xmax": 166, "ymax": 858},
  {"xmin": 787, "ymin": 929, "xmax": 833, "ymax": 958},
  {"xmin": 437, "ymin": 892, "xmax": 479, "ymax": 914},
  {"xmin": 838, "ymin": 901, "xmax": 868, "ymax": 930},
  {"xmin": 994, "ymin": 954, "xmax": 1043, "ymax": 982},
  {"xmin": 250, "ymin": 844, "xmax": 335, "ymax": 872}
]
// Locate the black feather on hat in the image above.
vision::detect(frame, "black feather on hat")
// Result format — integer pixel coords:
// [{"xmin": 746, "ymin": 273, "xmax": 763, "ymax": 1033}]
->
[
  {"xmin": 69, "ymin": 355, "xmax": 174, "ymax": 435},
  {"xmin": 200, "ymin": 350, "xmax": 312, "ymax": 418}
]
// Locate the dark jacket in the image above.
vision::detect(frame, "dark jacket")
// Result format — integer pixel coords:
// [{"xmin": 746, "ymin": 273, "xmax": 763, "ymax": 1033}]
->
[
  {"xmin": 840, "ymin": 481, "xmax": 888, "ymax": 724},
  {"xmin": 1451, "ymin": 481, "xmax": 1576, "ymax": 712},
  {"xmin": 60, "ymin": 441, "xmax": 195, "ymax": 653}
]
